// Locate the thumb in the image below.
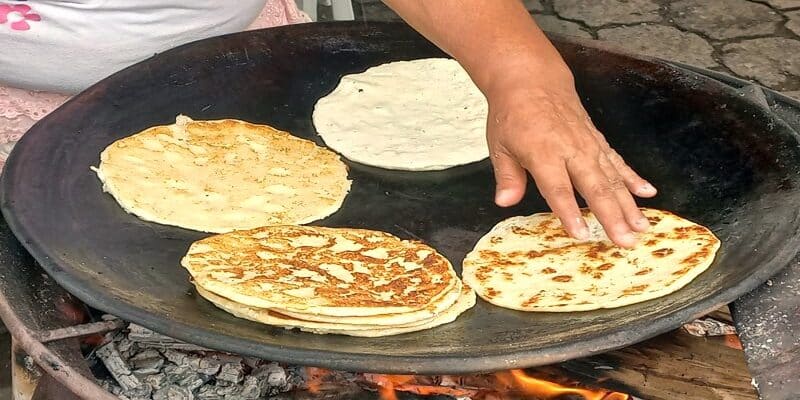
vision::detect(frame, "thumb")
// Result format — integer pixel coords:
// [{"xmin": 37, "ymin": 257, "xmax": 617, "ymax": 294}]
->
[{"xmin": 491, "ymin": 150, "xmax": 527, "ymax": 207}]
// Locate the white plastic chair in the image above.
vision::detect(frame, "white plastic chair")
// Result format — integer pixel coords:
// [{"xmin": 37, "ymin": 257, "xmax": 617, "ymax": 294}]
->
[{"xmin": 296, "ymin": 0, "xmax": 355, "ymax": 22}]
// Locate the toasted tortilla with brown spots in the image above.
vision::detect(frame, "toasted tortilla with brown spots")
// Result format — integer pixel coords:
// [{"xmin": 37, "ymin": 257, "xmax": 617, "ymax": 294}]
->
[
  {"xmin": 195, "ymin": 283, "xmax": 475, "ymax": 337},
  {"xmin": 462, "ymin": 208, "xmax": 720, "ymax": 312},
  {"xmin": 183, "ymin": 225, "xmax": 461, "ymax": 317}
]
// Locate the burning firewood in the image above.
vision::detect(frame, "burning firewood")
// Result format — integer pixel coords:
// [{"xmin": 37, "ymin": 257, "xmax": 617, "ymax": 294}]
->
[{"xmin": 92, "ymin": 323, "xmax": 634, "ymax": 400}]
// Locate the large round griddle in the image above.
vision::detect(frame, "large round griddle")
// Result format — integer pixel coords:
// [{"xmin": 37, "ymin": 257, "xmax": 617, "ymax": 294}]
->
[{"xmin": 3, "ymin": 22, "xmax": 800, "ymax": 374}]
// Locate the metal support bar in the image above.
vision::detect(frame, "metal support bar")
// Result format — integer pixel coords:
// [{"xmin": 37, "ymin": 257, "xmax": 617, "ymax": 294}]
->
[
  {"xmin": 32, "ymin": 319, "xmax": 126, "ymax": 344},
  {"xmin": 0, "ymin": 285, "xmax": 117, "ymax": 400}
]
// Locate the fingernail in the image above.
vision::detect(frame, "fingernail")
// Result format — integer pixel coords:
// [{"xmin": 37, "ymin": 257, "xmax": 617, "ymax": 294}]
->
[
  {"xmin": 575, "ymin": 226, "xmax": 590, "ymax": 240},
  {"xmin": 637, "ymin": 216, "xmax": 650, "ymax": 228},
  {"xmin": 495, "ymin": 189, "xmax": 511, "ymax": 206},
  {"xmin": 641, "ymin": 183, "xmax": 656, "ymax": 193}
]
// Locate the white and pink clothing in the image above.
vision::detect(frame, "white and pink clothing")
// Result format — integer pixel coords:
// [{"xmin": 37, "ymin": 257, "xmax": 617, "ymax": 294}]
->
[{"xmin": 0, "ymin": 0, "xmax": 310, "ymax": 167}]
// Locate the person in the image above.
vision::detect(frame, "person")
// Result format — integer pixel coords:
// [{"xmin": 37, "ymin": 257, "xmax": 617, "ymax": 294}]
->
[{"xmin": 0, "ymin": 0, "xmax": 656, "ymax": 247}]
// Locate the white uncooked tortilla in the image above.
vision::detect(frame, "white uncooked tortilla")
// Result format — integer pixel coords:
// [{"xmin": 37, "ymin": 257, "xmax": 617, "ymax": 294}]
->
[{"xmin": 312, "ymin": 58, "xmax": 490, "ymax": 171}]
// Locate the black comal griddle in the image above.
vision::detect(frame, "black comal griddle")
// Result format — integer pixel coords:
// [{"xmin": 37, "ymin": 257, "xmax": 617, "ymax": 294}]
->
[{"xmin": 2, "ymin": 22, "xmax": 800, "ymax": 375}]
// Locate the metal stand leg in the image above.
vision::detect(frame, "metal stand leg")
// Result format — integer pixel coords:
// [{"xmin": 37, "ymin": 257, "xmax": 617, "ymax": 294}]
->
[
  {"xmin": 331, "ymin": 0, "xmax": 355, "ymax": 20},
  {"xmin": 297, "ymin": 0, "xmax": 318, "ymax": 22}
]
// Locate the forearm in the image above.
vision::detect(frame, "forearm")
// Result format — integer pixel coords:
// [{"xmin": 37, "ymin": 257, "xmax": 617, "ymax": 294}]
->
[{"xmin": 381, "ymin": 0, "xmax": 572, "ymax": 92}]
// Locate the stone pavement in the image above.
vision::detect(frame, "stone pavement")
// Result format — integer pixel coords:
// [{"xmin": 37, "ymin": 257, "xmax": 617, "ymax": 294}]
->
[{"xmin": 353, "ymin": 0, "xmax": 800, "ymax": 100}]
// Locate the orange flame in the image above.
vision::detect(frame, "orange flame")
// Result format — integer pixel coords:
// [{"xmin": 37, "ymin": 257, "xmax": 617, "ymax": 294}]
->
[
  {"xmin": 366, "ymin": 374, "xmax": 481, "ymax": 399},
  {"xmin": 305, "ymin": 367, "xmax": 630, "ymax": 400},
  {"xmin": 372, "ymin": 375, "xmax": 409, "ymax": 400},
  {"xmin": 304, "ymin": 367, "xmax": 330, "ymax": 394},
  {"xmin": 497, "ymin": 369, "xmax": 629, "ymax": 400}
]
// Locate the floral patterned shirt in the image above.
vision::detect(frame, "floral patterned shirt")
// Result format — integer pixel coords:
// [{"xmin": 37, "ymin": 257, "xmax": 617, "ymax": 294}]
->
[{"xmin": 0, "ymin": 0, "xmax": 268, "ymax": 93}]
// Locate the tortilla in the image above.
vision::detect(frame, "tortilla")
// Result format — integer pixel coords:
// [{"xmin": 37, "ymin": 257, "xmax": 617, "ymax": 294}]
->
[
  {"xmin": 92, "ymin": 116, "xmax": 350, "ymax": 233},
  {"xmin": 195, "ymin": 283, "xmax": 475, "ymax": 337},
  {"xmin": 462, "ymin": 208, "xmax": 720, "ymax": 312},
  {"xmin": 183, "ymin": 225, "xmax": 460, "ymax": 317},
  {"xmin": 312, "ymin": 58, "xmax": 489, "ymax": 171},
  {"xmin": 277, "ymin": 277, "xmax": 464, "ymax": 326}
]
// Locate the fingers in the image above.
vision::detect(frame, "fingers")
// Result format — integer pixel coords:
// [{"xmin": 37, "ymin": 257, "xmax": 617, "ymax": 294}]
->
[
  {"xmin": 527, "ymin": 159, "xmax": 589, "ymax": 240},
  {"xmin": 590, "ymin": 129, "xmax": 657, "ymax": 198},
  {"xmin": 567, "ymin": 155, "xmax": 638, "ymax": 248},
  {"xmin": 491, "ymin": 150, "xmax": 527, "ymax": 207},
  {"xmin": 597, "ymin": 154, "xmax": 650, "ymax": 233},
  {"xmin": 604, "ymin": 147, "xmax": 657, "ymax": 198}
]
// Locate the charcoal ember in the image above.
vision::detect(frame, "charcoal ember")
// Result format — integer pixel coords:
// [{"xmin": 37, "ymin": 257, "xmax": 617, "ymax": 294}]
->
[
  {"xmin": 153, "ymin": 384, "xmax": 194, "ymax": 400},
  {"xmin": 161, "ymin": 363, "xmax": 212, "ymax": 391},
  {"xmin": 130, "ymin": 348, "xmax": 161, "ymax": 361},
  {"xmin": 176, "ymin": 371, "xmax": 212, "ymax": 392},
  {"xmin": 163, "ymin": 364, "xmax": 200, "ymax": 387},
  {"xmin": 129, "ymin": 324, "xmax": 210, "ymax": 351},
  {"xmin": 144, "ymin": 373, "xmax": 168, "ymax": 390},
  {"xmin": 163, "ymin": 350, "xmax": 223, "ymax": 376},
  {"xmin": 130, "ymin": 349, "xmax": 165, "ymax": 375},
  {"xmin": 98, "ymin": 379, "xmax": 115, "ymax": 392},
  {"xmin": 196, "ymin": 382, "xmax": 242, "ymax": 400},
  {"xmin": 211, "ymin": 353, "xmax": 245, "ymax": 366},
  {"xmin": 683, "ymin": 318, "xmax": 737, "ymax": 337},
  {"xmin": 196, "ymin": 385, "xmax": 225, "ymax": 400},
  {"xmin": 242, "ymin": 356, "xmax": 262, "ymax": 370},
  {"xmin": 213, "ymin": 382, "xmax": 243, "ymax": 396},
  {"xmin": 163, "ymin": 349, "xmax": 189, "ymax": 365},
  {"xmin": 163, "ymin": 363, "xmax": 187, "ymax": 375},
  {"xmin": 96, "ymin": 342, "xmax": 141, "ymax": 391},
  {"xmin": 189, "ymin": 357, "xmax": 223, "ymax": 376},
  {"xmin": 120, "ymin": 384, "xmax": 154, "ymax": 400},
  {"xmin": 285, "ymin": 365, "xmax": 307, "ymax": 387},
  {"xmin": 108, "ymin": 385, "xmax": 125, "ymax": 396},
  {"xmin": 239, "ymin": 376, "xmax": 267, "ymax": 399},
  {"xmin": 217, "ymin": 362, "xmax": 245, "ymax": 384},
  {"xmin": 117, "ymin": 337, "xmax": 134, "ymax": 354},
  {"xmin": 253, "ymin": 363, "xmax": 293, "ymax": 395}
]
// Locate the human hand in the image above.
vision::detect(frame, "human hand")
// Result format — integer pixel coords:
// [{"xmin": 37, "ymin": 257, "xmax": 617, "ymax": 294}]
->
[{"xmin": 484, "ymin": 66, "xmax": 657, "ymax": 248}]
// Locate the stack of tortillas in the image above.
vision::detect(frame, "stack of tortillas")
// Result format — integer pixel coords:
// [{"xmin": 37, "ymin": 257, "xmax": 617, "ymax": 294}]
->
[
  {"xmin": 463, "ymin": 208, "xmax": 720, "ymax": 312},
  {"xmin": 92, "ymin": 116, "xmax": 351, "ymax": 233},
  {"xmin": 182, "ymin": 225, "xmax": 476, "ymax": 336}
]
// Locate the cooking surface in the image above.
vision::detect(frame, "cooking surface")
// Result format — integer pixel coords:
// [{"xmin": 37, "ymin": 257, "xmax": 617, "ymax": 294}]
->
[{"xmin": 2, "ymin": 22, "xmax": 800, "ymax": 374}]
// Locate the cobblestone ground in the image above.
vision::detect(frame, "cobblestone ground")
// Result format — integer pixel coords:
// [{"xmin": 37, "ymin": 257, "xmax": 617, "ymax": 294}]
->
[{"xmin": 352, "ymin": 0, "xmax": 800, "ymax": 100}]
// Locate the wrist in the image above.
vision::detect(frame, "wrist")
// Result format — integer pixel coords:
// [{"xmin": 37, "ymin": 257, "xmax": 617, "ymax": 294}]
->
[
  {"xmin": 478, "ymin": 55, "xmax": 575, "ymax": 101},
  {"xmin": 460, "ymin": 38, "xmax": 575, "ymax": 97}
]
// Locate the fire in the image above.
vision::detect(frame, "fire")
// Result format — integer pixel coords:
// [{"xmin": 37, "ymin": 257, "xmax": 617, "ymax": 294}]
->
[
  {"xmin": 304, "ymin": 367, "xmax": 631, "ymax": 399},
  {"xmin": 304, "ymin": 367, "xmax": 330, "ymax": 393},
  {"xmin": 497, "ymin": 369, "xmax": 629, "ymax": 399},
  {"xmin": 365, "ymin": 374, "xmax": 481, "ymax": 399}
]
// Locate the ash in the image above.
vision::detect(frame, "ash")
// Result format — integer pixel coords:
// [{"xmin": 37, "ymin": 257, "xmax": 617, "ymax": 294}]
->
[{"xmin": 90, "ymin": 322, "xmax": 307, "ymax": 400}]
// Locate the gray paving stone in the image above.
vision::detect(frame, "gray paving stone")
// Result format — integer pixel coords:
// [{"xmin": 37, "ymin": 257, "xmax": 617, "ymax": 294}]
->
[
  {"xmin": 534, "ymin": 15, "xmax": 593, "ymax": 38},
  {"xmin": 672, "ymin": 0, "xmax": 782, "ymax": 40},
  {"xmin": 598, "ymin": 24, "xmax": 717, "ymax": 67},
  {"xmin": 761, "ymin": 0, "xmax": 800, "ymax": 9},
  {"xmin": 722, "ymin": 38, "xmax": 800, "ymax": 90},
  {"xmin": 553, "ymin": 0, "xmax": 661, "ymax": 27},
  {"xmin": 525, "ymin": 0, "xmax": 545, "ymax": 12},
  {"xmin": 787, "ymin": 10, "xmax": 800, "ymax": 38}
]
